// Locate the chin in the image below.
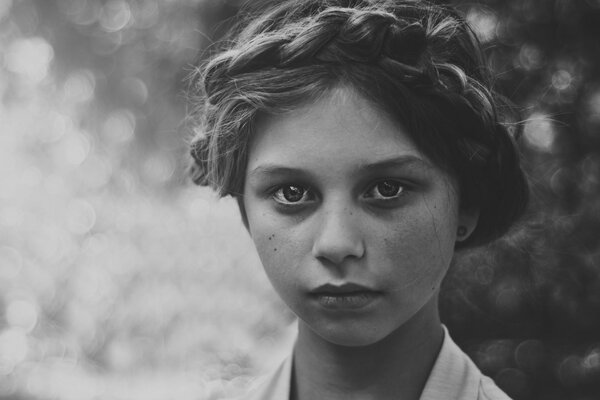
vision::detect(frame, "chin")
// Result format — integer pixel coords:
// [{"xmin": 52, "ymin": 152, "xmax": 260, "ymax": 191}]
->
[{"xmin": 312, "ymin": 321, "xmax": 392, "ymax": 348}]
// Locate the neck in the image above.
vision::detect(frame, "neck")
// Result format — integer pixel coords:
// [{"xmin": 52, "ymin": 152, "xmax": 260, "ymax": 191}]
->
[{"xmin": 291, "ymin": 298, "xmax": 444, "ymax": 400}]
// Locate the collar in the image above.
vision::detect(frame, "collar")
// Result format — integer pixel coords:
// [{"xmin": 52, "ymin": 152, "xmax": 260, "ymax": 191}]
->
[
  {"xmin": 419, "ymin": 325, "xmax": 480, "ymax": 399},
  {"xmin": 246, "ymin": 325, "xmax": 508, "ymax": 400}
]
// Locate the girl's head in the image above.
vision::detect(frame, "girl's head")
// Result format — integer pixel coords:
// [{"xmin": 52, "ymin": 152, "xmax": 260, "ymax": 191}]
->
[
  {"xmin": 240, "ymin": 86, "xmax": 474, "ymax": 346},
  {"xmin": 189, "ymin": 0, "xmax": 529, "ymax": 248}
]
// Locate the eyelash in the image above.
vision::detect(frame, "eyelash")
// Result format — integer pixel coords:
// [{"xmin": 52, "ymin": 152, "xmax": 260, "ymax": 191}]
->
[
  {"xmin": 269, "ymin": 180, "xmax": 409, "ymax": 207},
  {"xmin": 271, "ymin": 184, "xmax": 316, "ymax": 205},
  {"xmin": 364, "ymin": 180, "xmax": 406, "ymax": 200}
]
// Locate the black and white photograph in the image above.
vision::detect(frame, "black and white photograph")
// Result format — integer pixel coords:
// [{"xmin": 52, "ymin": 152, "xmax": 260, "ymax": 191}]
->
[{"xmin": 1, "ymin": 1, "xmax": 599, "ymax": 399}]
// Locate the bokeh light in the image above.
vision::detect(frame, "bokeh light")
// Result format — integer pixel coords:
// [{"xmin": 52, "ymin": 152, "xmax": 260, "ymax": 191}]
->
[
  {"xmin": 4, "ymin": 37, "xmax": 53, "ymax": 83},
  {"xmin": 99, "ymin": 1, "xmax": 133, "ymax": 33},
  {"xmin": 63, "ymin": 70, "xmax": 96, "ymax": 103},
  {"xmin": 523, "ymin": 112, "xmax": 557, "ymax": 152},
  {"xmin": 103, "ymin": 109, "xmax": 136, "ymax": 144},
  {"xmin": 466, "ymin": 7, "xmax": 498, "ymax": 43},
  {"xmin": 517, "ymin": 44, "xmax": 545, "ymax": 71}
]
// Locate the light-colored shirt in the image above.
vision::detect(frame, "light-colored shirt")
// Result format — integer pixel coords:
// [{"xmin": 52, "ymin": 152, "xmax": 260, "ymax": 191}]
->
[{"xmin": 244, "ymin": 326, "xmax": 511, "ymax": 400}]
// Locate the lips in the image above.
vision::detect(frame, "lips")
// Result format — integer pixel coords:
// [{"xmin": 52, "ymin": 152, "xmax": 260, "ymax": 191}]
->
[{"xmin": 310, "ymin": 283, "xmax": 382, "ymax": 310}]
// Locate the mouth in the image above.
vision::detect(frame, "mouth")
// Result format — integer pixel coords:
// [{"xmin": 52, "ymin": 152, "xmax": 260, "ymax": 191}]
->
[{"xmin": 309, "ymin": 283, "xmax": 382, "ymax": 310}]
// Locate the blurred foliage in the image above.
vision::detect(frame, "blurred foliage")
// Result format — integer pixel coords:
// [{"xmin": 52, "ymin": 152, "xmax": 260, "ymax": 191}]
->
[
  {"xmin": 442, "ymin": 1, "xmax": 600, "ymax": 399},
  {"xmin": 0, "ymin": 1, "xmax": 290, "ymax": 399},
  {"xmin": 0, "ymin": 0, "xmax": 598, "ymax": 399}
]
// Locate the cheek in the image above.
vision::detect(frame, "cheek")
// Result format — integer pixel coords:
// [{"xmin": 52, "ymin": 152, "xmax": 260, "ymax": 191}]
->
[
  {"xmin": 256, "ymin": 231, "xmax": 281, "ymax": 256},
  {"xmin": 380, "ymin": 203, "xmax": 458, "ymax": 289},
  {"xmin": 248, "ymin": 222, "xmax": 305, "ymax": 290},
  {"xmin": 252, "ymin": 230, "xmax": 284, "ymax": 269},
  {"xmin": 245, "ymin": 204, "xmax": 294, "ymax": 284}
]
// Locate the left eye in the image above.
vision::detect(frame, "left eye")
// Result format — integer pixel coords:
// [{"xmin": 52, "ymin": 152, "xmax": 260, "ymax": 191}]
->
[{"xmin": 365, "ymin": 180, "xmax": 404, "ymax": 200}]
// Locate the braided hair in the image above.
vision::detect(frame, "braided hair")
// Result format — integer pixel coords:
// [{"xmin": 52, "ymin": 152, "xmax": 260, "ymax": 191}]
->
[{"xmin": 187, "ymin": 0, "xmax": 529, "ymax": 248}]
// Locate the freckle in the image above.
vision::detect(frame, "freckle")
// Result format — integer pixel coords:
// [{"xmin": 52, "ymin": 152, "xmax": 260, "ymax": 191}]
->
[{"xmin": 274, "ymin": 248, "xmax": 277, "ymax": 252}]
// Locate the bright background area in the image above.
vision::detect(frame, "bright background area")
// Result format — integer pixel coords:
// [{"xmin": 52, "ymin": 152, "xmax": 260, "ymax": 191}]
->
[
  {"xmin": 0, "ymin": 1, "xmax": 599, "ymax": 399},
  {"xmin": 0, "ymin": 1, "xmax": 292, "ymax": 399}
]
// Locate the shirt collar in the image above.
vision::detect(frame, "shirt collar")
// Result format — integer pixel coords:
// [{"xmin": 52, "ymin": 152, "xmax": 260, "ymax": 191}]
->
[
  {"xmin": 419, "ymin": 325, "xmax": 481, "ymax": 400},
  {"xmin": 247, "ymin": 325, "xmax": 484, "ymax": 400}
]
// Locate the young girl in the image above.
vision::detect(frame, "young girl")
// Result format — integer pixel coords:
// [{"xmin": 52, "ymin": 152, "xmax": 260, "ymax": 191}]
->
[{"xmin": 188, "ymin": 0, "xmax": 529, "ymax": 399}]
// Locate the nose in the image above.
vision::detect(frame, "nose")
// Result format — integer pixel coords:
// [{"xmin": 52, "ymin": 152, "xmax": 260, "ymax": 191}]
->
[{"xmin": 311, "ymin": 203, "xmax": 365, "ymax": 265}]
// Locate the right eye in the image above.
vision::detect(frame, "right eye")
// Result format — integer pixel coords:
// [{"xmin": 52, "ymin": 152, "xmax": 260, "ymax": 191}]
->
[{"xmin": 272, "ymin": 185, "xmax": 315, "ymax": 205}]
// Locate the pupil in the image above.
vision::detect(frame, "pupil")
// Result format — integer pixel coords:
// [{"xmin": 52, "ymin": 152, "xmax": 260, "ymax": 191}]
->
[
  {"xmin": 283, "ymin": 185, "xmax": 304, "ymax": 202},
  {"xmin": 378, "ymin": 181, "xmax": 399, "ymax": 197}
]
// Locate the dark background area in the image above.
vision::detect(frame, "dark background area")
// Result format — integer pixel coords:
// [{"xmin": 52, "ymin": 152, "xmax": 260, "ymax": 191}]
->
[{"xmin": 442, "ymin": 1, "xmax": 600, "ymax": 399}]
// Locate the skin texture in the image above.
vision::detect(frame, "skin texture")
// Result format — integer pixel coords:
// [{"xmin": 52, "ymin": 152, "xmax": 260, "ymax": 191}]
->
[{"xmin": 242, "ymin": 86, "xmax": 478, "ymax": 399}]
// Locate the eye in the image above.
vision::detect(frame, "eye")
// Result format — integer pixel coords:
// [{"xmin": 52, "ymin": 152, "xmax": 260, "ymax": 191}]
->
[
  {"xmin": 365, "ymin": 180, "xmax": 405, "ymax": 200},
  {"xmin": 272, "ymin": 184, "xmax": 314, "ymax": 205}
]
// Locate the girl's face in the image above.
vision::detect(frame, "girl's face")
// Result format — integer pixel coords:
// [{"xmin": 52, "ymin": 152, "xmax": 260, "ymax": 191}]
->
[{"xmin": 243, "ymin": 87, "xmax": 475, "ymax": 347}]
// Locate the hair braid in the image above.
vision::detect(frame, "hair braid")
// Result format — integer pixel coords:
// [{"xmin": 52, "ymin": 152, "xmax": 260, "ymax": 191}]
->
[{"xmin": 188, "ymin": 0, "xmax": 529, "ymax": 247}]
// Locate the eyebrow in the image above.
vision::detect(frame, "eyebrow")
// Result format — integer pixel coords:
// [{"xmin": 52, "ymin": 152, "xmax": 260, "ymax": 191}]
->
[
  {"xmin": 248, "ymin": 155, "xmax": 433, "ymax": 180},
  {"xmin": 356, "ymin": 155, "xmax": 433, "ymax": 172}
]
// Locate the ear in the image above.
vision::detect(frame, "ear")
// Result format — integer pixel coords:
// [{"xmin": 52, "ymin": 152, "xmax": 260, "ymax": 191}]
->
[
  {"xmin": 456, "ymin": 207, "xmax": 479, "ymax": 243},
  {"xmin": 235, "ymin": 195, "xmax": 250, "ymax": 232}
]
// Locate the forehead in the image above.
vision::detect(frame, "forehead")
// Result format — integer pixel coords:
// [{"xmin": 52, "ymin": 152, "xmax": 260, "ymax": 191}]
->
[{"xmin": 246, "ymin": 86, "xmax": 428, "ymax": 172}]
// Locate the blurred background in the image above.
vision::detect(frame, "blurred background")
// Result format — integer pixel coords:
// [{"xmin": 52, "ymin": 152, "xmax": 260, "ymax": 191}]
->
[{"xmin": 0, "ymin": 0, "xmax": 598, "ymax": 399}]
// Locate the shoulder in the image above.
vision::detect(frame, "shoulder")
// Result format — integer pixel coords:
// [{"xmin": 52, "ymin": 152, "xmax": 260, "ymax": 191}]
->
[
  {"xmin": 236, "ymin": 356, "xmax": 291, "ymax": 400},
  {"xmin": 478, "ymin": 375, "xmax": 512, "ymax": 400},
  {"xmin": 232, "ymin": 323, "xmax": 297, "ymax": 400},
  {"xmin": 420, "ymin": 326, "xmax": 512, "ymax": 400}
]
